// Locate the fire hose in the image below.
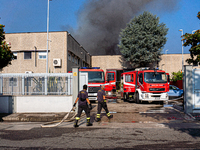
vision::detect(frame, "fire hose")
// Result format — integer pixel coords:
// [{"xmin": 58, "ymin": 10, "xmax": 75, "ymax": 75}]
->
[
  {"xmin": 165, "ymin": 96, "xmax": 183, "ymax": 103},
  {"xmin": 41, "ymin": 107, "xmax": 85, "ymax": 128}
]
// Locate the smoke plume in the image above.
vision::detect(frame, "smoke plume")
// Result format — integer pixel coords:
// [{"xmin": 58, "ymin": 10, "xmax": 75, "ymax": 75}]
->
[{"xmin": 73, "ymin": 0, "xmax": 179, "ymax": 55}]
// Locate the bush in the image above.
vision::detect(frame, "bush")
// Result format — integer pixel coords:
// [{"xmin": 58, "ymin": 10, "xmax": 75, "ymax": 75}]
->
[{"xmin": 171, "ymin": 71, "xmax": 183, "ymax": 82}]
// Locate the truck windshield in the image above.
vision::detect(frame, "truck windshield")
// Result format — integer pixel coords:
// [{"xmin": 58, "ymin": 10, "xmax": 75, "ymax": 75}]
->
[
  {"xmin": 144, "ymin": 72, "xmax": 167, "ymax": 83},
  {"xmin": 81, "ymin": 71, "xmax": 105, "ymax": 83}
]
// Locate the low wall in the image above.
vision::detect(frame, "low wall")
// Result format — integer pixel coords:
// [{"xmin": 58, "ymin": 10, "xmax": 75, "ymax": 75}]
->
[
  {"xmin": 0, "ymin": 95, "xmax": 73, "ymax": 113},
  {"xmin": 170, "ymin": 80, "xmax": 183, "ymax": 89}
]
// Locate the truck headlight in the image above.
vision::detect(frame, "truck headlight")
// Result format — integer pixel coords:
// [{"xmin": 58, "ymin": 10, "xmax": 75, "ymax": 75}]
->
[
  {"xmin": 145, "ymin": 94, "xmax": 149, "ymax": 99},
  {"xmin": 108, "ymin": 92, "xmax": 112, "ymax": 96},
  {"xmin": 142, "ymin": 94, "xmax": 149, "ymax": 99}
]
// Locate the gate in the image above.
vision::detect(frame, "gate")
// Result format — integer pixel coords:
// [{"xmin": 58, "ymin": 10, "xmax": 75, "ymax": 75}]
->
[{"xmin": 193, "ymin": 69, "xmax": 200, "ymax": 109}]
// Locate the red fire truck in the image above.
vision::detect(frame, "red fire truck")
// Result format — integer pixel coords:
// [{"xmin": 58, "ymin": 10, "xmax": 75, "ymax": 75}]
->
[
  {"xmin": 105, "ymin": 68, "xmax": 169, "ymax": 103},
  {"xmin": 80, "ymin": 67, "xmax": 105, "ymax": 101}
]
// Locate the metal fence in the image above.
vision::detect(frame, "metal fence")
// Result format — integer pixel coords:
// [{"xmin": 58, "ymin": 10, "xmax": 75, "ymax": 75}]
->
[{"xmin": 0, "ymin": 73, "xmax": 73, "ymax": 95}]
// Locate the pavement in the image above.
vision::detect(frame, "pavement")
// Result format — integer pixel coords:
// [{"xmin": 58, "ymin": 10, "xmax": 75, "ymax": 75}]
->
[{"xmin": 1, "ymin": 100, "xmax": 200, "ymax": 129}]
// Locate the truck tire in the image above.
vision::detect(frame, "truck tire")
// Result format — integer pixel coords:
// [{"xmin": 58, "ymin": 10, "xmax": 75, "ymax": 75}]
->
[
  {"xmin": 124, "ymin": 93, "xmax": 127, "ymax": 101},
  {"xmin": 136, "ymin": 93, "xmax": 140, "ymax": 104}
]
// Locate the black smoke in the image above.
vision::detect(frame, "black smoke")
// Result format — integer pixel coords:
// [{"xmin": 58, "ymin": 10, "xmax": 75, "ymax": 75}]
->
[{"xmin": 72, "ymin": 0, "xmax": 179, "ymax": 55}]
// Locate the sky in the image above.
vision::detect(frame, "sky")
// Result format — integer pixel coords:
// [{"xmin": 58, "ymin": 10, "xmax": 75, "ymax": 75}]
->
[{"xmin": 0, "ymin": 0, "xmax": 199, "ymax": 55}]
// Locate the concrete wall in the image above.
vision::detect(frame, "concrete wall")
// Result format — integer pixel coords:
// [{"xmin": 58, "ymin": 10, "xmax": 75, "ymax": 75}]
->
[
  {"xmin": 159, "ymin": 54, "xmax": 192, "ymax": 74},
  {"xmin": 92, "ymin": 55, "xmax": 127, "ymax": 71},
  {"xmin": 92, "ymin": 54, "xmax": 200, "ymax": 75},
  {"xmin": 0, "ymin": 95, "xmax": 72, "ymax": 113}
]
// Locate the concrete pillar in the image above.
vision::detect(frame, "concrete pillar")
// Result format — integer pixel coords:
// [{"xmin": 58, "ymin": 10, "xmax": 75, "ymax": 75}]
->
[
  {"xmin": 184, "ymin": 65, "xmax": 193, "ymax": 114},
  {"xmin": 72, "ymin": 67, "xmax": 79, "ymax": 109}
]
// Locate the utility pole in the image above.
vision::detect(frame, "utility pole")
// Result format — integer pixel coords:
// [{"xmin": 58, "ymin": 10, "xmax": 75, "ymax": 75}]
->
[{"xmin": 46, "ymin": 0, "xmax": 50, "ymax": 73}]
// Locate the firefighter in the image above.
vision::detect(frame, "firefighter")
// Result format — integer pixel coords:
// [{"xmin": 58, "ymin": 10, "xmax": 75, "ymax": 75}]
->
[
  {"xmin": 73, "ymin": 84, "xmax": 92, "ymax": 128},
  {"xmin": 96, "ymin": 85, "xmax": 113, "ymax": 122}
]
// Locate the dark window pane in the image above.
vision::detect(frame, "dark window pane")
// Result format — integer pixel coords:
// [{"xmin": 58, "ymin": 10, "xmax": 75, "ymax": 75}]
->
[{"xmin": 24, "ymin": 52, "xmax": 32, "ymax": 59}]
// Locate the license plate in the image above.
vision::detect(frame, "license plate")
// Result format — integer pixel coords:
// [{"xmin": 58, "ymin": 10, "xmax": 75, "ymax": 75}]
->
[
  {"xmin": 155, "ymin": 97, "xmax": 160, "ymax": 100},
  {"xmin": 89, "ymin": 97, "xmax": 97, "ymax": 100},
  {"xmin": 88, "ymin": 93, "xmax": 97, "ymax": 96}
]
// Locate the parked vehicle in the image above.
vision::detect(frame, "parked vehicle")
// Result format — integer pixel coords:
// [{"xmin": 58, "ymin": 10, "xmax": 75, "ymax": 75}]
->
[
  {"xmin": 105, "ymin": 68, "xmax": 169, "ymax": 103},
  {"xmin": 167, "ymin": 85, "xmax": 183, "ymax": 100},
  {"xmin": 80, "ymin": 67, "xmax": 105, "ymax": 101}
]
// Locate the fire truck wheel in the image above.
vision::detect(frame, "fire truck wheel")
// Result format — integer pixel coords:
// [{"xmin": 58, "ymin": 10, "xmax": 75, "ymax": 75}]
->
[
  {"xmin": 124, "ymin": 93, "xmax": 127, "ymax": 101},
  {"xmin": 136, "ymin": 93, "xmax": 140, "ymax": 104}
]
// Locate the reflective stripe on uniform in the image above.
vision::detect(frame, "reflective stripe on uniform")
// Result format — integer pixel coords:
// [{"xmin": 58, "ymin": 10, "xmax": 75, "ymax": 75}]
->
[
  {"xmin": 104, "ymin": 100, "xmax": 107, "ymax": 102},
  {"xmin": 87, "ymin": 117, "xmax": 90, "ymax": 120},
  {"xmin": 76, "ymin": 117, "xmax": 80, "ymax": 120},
  {"xmin": 97, "ymin": 114, "xmax": 100, "ymax": 118},
  {"xmin": 107, "ymin": 113, "xmax": 111, "ymax": 117}
]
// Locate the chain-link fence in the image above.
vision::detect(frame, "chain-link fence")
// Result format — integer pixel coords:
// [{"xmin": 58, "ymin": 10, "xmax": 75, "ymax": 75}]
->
[{"xmin": 0, "ymin": 73, "xmax": 73, "ymax": 95}]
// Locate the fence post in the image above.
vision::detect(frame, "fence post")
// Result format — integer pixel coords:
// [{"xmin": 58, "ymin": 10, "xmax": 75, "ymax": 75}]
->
[
  {"xmin": 45, "ymin": 75, "xmax": 48, "ymax": 95},
  {"xmin": 22, "ymin": 76, "xmax": 25, "ymax": 95},
  {"xmin": 67, "ymin": 74, "xmax": 72, "ymax": 95}
]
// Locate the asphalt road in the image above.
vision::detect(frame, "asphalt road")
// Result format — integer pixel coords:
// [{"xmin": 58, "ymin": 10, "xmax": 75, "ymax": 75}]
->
[
  {"xmin": 1, "ymin": 125, "xmax": 200, "ymax": 149},
  {"xmin": 1, "ymin": 100, "xmax": 200, "ymax": 149}
]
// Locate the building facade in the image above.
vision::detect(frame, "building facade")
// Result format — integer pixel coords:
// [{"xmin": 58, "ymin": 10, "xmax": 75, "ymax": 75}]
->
[
  {"xmin": 92, "ymin": 54, "xmax": 200, "ymax": 75},
  {"xmin": 1, "ymin": 31, "xmax": 199, "ymax": 75},
  {"xmin": 1, "ymin": 31, "xmax": 91, "ymax": 73}
]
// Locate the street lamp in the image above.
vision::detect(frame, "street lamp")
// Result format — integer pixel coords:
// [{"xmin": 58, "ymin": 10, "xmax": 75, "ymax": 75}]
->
[
  {"xmin": 46, "ymin": 0, "xmax": 50, "ymax": 73},
  {"xmin": 165, "ymin": 49, "xmax": 168, "ymax": 54},
  {"xmin": 192, "ymin": 30, "xmax": 197, "ymax": 34},
  {"xmin": 179, "ymin": 29, "xmax": 184, "ymax": 72}
]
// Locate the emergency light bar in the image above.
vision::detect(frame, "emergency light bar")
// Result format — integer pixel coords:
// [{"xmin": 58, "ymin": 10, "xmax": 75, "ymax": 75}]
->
[
  {"xmin": 135, "ymin": 67, "xmax": 150, "ymax": 71},
  {"xmin": 81, "ymin": 67, "xmax": 100, "ymax": 69}
]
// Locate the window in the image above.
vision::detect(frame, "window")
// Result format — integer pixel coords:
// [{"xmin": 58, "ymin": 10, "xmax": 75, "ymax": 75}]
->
[
  {"xmin": 144, "ymin": 72, "xmax": 167, "ymax": 83},
  {"xmin": 125, "ymin": 74, "xmax": 134, "ymax": 82},
  {"xmin": 13, "ymin": 52, "xmax": 17, "ymax": 60},
  {"xmin": 75, "ymin": 57, "xmax": 78, "ymax": 64},
  {"xmin": 9, "ymin": 77, "xmax": 17, "ymax": 86},
  {"xmin": 38, "ymin": 52, "xmax": 47, "ymax": 59},
  {"xmin": 139, "ymin": 73, "xmax": 143, "ymax": 84},
  {"xmin": 72, "ymin": 55, "xmax": 74, "ymax": 62},
  {"xmin": 24, "ymin": 52, "xmax": 32, "ymax": 59},
  {"xmin": 68, "ymin": 53, "xmax": 71, "ymax": 61},
  {"xmin": 107, "ymin": 73, "xmax": 114, "ymax": 81}
]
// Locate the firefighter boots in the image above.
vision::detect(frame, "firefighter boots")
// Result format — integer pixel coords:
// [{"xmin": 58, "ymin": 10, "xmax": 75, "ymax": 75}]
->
[
  {"xmin": 86, "ymin": 118, "xmax": 93, "ymax": 126},
  {"xmin": 107, "ymin": 113, "xmax": 113, "ymax": 119},
  {"xmin": 74, "ymin": 120, "xmax": 79, "ymax": 128},
  {"xmin": 96, "ymin": 118, "xmax": 101, "ymax": 122},
  {"xmin": 96, "ymin": 114, "xmax": 101, "ymax": 122},
  {"xmin": 108, "ymin": 114, "xmax": 113, "ymax": 119}
]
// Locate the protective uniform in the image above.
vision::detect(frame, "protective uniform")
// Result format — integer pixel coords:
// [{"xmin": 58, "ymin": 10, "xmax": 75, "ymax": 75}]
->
[
  {"xmin": 74, "ymin": 89, "xmax": 92, "ymax": 127},
  {"xmin": 96, "ymin": 88, "xmax": 113, "ymax": 122}
]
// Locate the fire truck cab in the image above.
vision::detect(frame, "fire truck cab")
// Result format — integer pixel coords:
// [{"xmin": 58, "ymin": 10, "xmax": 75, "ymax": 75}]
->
[
  {"xmin": 105, "ymin": 69, "xmax": 123, "ymax": 99},
  {"xmin": 80, "ymin": 67, "xmax": 105, "ymax": 101},
  {"xmin": 105, "ymin": 68, "xmax": 169, "ymax": 103}
]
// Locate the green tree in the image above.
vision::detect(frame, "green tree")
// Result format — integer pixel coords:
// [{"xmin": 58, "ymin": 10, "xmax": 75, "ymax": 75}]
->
[
  {"xmin": 0, "ymin": 24, "xmax": 14, "ymax": 70},
  {"xmin": 171, "ymin": 71, "xmax": 183, "ymax": 82},
  {"xmin": 182, "ymin": 12, "xmax": 200, "ymax": 65},
  {"xmin": 118, "ymin": 11, "xmax": 168, "ymax": 68}
]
